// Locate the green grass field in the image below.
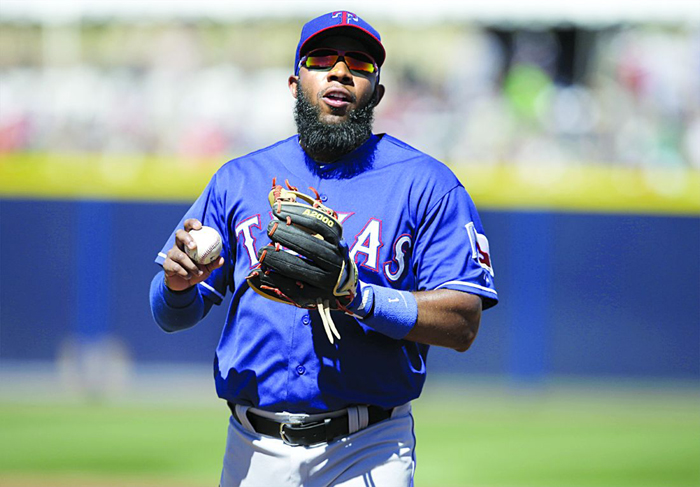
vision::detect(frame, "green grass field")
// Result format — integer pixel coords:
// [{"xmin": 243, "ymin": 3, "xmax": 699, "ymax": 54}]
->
[{"xmin": 0, "ymin": 382, "xmax": 698, "ymax": 487}]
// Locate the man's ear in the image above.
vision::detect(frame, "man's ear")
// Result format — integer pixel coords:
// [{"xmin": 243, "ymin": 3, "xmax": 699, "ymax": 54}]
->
[
  {"xmin": 373, "ymin": 84, "xmax": 386, "ymax": 107},
  {"xmin": 288, "ymin": 76, "xmax": 299, "ymax": 98}
]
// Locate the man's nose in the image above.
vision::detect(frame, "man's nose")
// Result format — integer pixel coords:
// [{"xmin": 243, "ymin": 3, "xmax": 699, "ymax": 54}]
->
[{"xmin": 327, "ymin": 59, "xmax": 353, "ymax": 84}]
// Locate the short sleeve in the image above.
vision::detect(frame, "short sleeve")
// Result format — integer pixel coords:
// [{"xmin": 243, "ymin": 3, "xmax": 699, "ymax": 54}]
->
[
  {"xmin": 154, "ymin": 174, "xmax": 231, "ymax": 305},
  {"xmin": 413, "ymin": 186, "xmax": 498, "ymax": 309}
]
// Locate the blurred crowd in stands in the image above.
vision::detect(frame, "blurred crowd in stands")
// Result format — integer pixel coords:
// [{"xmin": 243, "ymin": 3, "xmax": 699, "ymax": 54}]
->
[{"xmin": 0, "ymin": 20, "xmax": 698, "ymax": 168}]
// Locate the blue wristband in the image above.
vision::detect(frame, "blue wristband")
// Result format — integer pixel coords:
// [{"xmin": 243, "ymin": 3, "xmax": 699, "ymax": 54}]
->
[{"xmin": 347, "ymin": 282, "xmax": 418, "ymax": 340}]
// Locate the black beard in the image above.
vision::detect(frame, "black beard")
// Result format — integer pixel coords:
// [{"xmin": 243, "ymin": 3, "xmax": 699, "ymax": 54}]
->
[{"xmin": 294, "ymin": 87, "xmax": 376, "ymax": 162}]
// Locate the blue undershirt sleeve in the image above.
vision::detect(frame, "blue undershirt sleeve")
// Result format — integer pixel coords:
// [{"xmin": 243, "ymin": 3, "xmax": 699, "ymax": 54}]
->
[{"xmin": 149, "ymin": 271, "xmax": 214, "ymax": 333}]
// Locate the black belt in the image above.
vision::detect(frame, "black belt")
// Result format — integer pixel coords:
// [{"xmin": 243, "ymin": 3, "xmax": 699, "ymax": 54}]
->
[{"xmin": 228, "ymin": 402, "xmax": 393, "ymax": 446}]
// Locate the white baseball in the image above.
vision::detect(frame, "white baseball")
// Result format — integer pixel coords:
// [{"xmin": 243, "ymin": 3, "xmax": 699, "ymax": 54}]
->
[{"xmin": 186, "ymin": 226, "xmax": 222, "ymax": 265}]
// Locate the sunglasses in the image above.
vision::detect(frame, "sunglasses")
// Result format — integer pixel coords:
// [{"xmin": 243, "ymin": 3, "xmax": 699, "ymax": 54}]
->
[{"xmin": 299, "ymin": 48, "xmax": 378, "ymax": 75}]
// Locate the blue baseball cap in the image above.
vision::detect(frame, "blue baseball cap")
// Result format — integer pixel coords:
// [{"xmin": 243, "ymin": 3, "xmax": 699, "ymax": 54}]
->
[{"xmin": 294, "ymin": 11, "xmax": 386, "ymax": 75}]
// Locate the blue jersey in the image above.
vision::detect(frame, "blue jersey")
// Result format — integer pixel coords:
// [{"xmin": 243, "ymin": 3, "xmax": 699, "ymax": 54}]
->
[{"xmin": 156, "ymin": 134, "xmax": 497, "ymax": 413}]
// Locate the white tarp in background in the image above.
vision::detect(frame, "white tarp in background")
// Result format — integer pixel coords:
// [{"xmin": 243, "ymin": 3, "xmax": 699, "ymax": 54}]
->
[{"xmin": 1, "ymin": 0, "xmax": 699, "ymax": 25}]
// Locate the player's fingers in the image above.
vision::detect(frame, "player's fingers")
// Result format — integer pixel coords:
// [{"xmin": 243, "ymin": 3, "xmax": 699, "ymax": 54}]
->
[
  {"xmin": 163, "ymin": 264, "xmax": 201, "ymax": 292},
  {"xmin": 175, "ymin": 229, "xmax": 197, "ymax": 252},
  {"xmin": 166, "ymin": 246, "xmax": 202, "ymax": 278},
  {"xmin": 202, "ymin": 256, "xmax": 225, "ymax": 274},
  {"xmin": 163, "ymin": 259, "xmax": 191, "ymax": 280},
  {"xmin": 184, "ymin": 219, "xmax": 203, "ymax": 232}
]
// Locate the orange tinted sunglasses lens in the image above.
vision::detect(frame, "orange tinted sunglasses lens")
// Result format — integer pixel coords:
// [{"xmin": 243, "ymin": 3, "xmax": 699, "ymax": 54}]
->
[{"xmin": 303, "ymin": 50, "xmax": 376, "ymax": 74}]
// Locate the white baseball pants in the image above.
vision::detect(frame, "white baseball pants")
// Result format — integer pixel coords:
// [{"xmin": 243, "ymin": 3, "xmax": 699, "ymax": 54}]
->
[{"xmin": 219, "ymin": 403, "xmax": 416, "ymax": 487}]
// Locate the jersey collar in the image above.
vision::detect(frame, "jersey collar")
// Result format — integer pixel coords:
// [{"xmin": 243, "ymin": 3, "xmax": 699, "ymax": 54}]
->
[{"xmin": 300, "ymin": 134, "xmax": 382, "ymax": 179}]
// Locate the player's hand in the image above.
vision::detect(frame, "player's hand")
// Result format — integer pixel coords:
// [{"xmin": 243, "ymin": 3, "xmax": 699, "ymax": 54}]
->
[{"xmin": 163, "ymin": 218, "xmax": 225, "ymax": 291}]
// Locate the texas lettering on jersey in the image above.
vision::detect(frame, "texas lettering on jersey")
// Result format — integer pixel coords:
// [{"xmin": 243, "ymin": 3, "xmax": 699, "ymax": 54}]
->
[
  {"xmin": 236, "ymin": 211, "xmax": 413, "ymax": 281},
  {"xmin": 235, "ymin": 213, "xmax": 495, "ymax": 285}
]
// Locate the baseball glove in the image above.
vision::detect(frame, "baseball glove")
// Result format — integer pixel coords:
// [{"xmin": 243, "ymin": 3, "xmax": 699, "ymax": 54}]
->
[{"xmin": 246, "ymin": 179, "xmax": 358, "ymax": 344}]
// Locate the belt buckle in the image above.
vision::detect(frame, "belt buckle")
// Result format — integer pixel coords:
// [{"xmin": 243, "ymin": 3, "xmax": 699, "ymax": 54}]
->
[{"xmin": 279, "ymin": 414, "xmax": 306, "ymax": 446}]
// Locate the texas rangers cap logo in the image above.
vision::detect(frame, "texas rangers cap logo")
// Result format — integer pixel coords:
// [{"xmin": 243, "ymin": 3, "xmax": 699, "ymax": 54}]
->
[{"xmin": 331, "ymin": 11, "xmax": 359, "ymax": 23}]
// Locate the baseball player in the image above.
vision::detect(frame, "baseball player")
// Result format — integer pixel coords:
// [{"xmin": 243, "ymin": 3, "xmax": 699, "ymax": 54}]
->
[{"xmin": 150, "ymin": 11, "xmax": 498, "ymax": 487}]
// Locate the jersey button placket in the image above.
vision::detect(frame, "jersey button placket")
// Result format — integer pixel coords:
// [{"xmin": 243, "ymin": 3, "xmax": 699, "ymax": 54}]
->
[
  {"xmin": 302, "ymin": 315, "xmax": 310, "ymax": 325},
  {"xmin": 296, "ymin": 365, "xmax": 306, "ymax": 375}
]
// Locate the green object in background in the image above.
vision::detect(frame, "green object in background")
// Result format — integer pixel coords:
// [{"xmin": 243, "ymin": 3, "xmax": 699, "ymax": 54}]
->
[
  {"xmin": 0, "ymin": 385, "xmax": 698, "ymax": 487},
  {"xmin": 503, "ymin": 64, "xmax": 553, "ymax": 122}
]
